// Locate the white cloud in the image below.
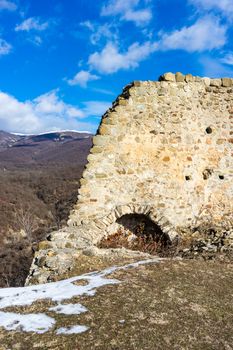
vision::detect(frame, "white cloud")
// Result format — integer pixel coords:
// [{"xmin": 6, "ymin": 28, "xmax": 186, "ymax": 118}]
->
[
  {"xmin": 93, "ymin": 88, "xmax": 115, "ymax": 96},
  {"xmin": 189, "ymin": 0, "xmax": 233, "ymax": 19},
  {"xmin": 200, "ymin": 55, "xmax": 233, "ymax": 76},
  {"xmin": 0, "ymin": 38, "xmax": 11, "ymax": 56},
  {"xmin": 67, "ymin": 70, "xmax": 100, "ymax": 87},
  {"xmin": 0, "ymin": 0, "xmax": 16, "ymax": 11},
  {"xmin": 0, "ymin": 90, "xmax": 109, "ymax": 134},
  {"xmin": 101, "ymin": 0, "xmax": 152, "ymax": 26},
  {"xmin": 91, "ymin": 24, "xmax": 117, "ymax": 45},
  {"xmin": 88, "ymin": 41, "xmax": 157, "ymax": 74},
  {"xmin": 159, "ymin": 16, "xmax": 227, "ymax": 52},
  {"xmin": 80, "ymin": 21, "xmax": 118, "ymax": 45},
  {"xmin": 80, "ymin": 20, "xmax": 95, "ymax": 31},
  {"xmin": 220, "ymin": 53, "xmax": 233, "ymax": 65},
  {"xmin": 33, "ymin": 91, "xmax": 84, "ymax": 118},
  {"xmin": 32, "ymin": 36, "xmax": 43, "ymax": 46},
  {"xmin": 15, "ymin": 17, "xmax": 49, "ymax": 32}
]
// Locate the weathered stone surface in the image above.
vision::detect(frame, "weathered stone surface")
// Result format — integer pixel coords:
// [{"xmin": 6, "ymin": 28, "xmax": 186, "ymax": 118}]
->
[
  {"xmin": 194, "ymin": 76, "xmax": 202, "ymax": 82},
  {"xmin": 210, "ymin": 79, "xmax": 221, "ymax": 87},
  {"xmin": 175, "ymin": 72, "xmax": 185, "ymax": 82},
  {"xmin": 69, "ymin": 74, "xmax": 233, "ymax": 236},
  {"xmin": 185, "ymin": 74, "xmax": 194, "ymax": 82},
  {"xmin": 161, "ymin": 72, "xmax": 176, "ymax": 82},
  {"xmin": 27, "ymin": 73, "xmax": 233, "ymax": 284},
  {"xmin": 203, "ymin": 77, "xmax": 210, "ymax": 86},
  {"xmin": 222, "ymin": 78, "xmax": 232, "ymax": 87},
  {"xmin": 38, "ymin": 241, "xmax": 52, "ymax": 250}
]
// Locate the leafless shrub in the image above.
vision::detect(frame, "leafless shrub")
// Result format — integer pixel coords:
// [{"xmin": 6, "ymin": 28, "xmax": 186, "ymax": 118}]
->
[{"xmin": 13, "ymin": 206, "xmax": 38, "ymax": 243}]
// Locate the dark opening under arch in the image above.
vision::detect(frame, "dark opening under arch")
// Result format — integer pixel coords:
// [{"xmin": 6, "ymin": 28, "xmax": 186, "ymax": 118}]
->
[{"xmin": 99, "ymin": 213, "xmax": 171, "ymax": 255}]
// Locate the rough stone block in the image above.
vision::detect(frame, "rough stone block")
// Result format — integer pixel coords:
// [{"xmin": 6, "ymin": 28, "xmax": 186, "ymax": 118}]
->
[
  {"xmin": 90, "ymin": 146, "xmax": 103, "ymax": 154},
  {"xmin": 194, "ymin": 76, "xmax": 202, "ymax": 82},
  {"xmin": 210, "ymin": 79, "xmax": 221, "ymax": 87},
  {"xmin": 157, "ymin": 88, "xmax": 166, "ymax": 96},
  {"xmin": 99, "ymin": 125, "xmax": 111, "ymax": 135},
  {"xmin": 185, "ymin": 74, "xmax": 194, "ymax": 82},
  {"xmin": 80, "ymin": 178, "xmax": 88, "ymax": 185},
  {"xmin": 160, "ymin": 72, "xmax": 176, "ymax": 82},
  {"xmin": 203, "ymin": 77, "xmax": 210, "ymax": 86},
  {"xmin": 222, "ymin": 78, "xmax": 232, "ymax": 87},
  {"xmin": 95, "ymin": 173, "xmax": 107, "ymax": 178},
  {"xmin": 175, "ymin": 72, "xmax": 185, "ymax": 82},
  {"xmin": 118, "ymin": 98, "xmax": 128, "ymax": 106},
  {"xmin": 133, "ymin": 81, "xmax": 141, "ymax": 87},
  {"xmin": 38, "ymin": 241, "xmax": 52, "ymax": 250}
]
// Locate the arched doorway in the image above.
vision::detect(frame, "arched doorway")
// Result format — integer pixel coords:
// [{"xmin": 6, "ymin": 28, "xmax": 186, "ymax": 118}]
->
[{"xmin": 98, "ymin": 213, "xmax": 171, "ymax": 255}]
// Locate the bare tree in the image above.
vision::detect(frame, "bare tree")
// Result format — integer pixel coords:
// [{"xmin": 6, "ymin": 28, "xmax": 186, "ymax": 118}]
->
[{"xmin": 13, "ymin": 206, "xmax": 38, "ymax": 243}]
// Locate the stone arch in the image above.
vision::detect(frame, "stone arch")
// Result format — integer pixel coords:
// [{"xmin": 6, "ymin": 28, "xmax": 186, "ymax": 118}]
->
[
  {"xmin": 115, "ymin": 213, "xmax": 171, "ymax": 249},
  {"xmin": 92, "ymin": 204, "xmax": 179, "ymax": 242}
]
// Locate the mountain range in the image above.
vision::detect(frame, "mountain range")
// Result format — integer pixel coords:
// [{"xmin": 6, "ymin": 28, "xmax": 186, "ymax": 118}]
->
[{"xmin": 0, "ymin": 130, "xmax": 93, "ymax": 169}]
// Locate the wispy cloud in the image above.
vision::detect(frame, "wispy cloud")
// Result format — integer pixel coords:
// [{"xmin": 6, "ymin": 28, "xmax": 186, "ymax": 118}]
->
[
  {"xmin": 101, "ymin": 0, "xmax": 152, "ymax": 26},
  {"xmin": 159, "ymin": 16, "xmax": 227, "ymax": 52},
  {"xmin": 67, "ymin": 70, "xmax": 100, "ymax": 87},
  {"xmin": 30, "ymin": 35, "xmax": 43, "ymax": 46},
  {"xmin": 88, "ymin": 41, "xmax": 157, "ymax": 74},
  {"xmin": 92, "ymin": 88, "xmax": 115, "ymax": 96},
  {"xmin": 200, "ymin": 55, "xmax": 233, "ymax": 77},
  {"xmin": 86, "ymin": 15, "xmax": 227, "ymax": 76},
  {"xmin": 0, "ymin": 38, "xmax": 12, "ymax": 56},
  {"xmin": 15, "ymin": 17, "xmax": 49, "ymax": 32},
  {"xmin": 189, "ymin": 0, "xmax": 233, "ymax": 19},
  {"xmin": 220, "ymin": 52, "xmax": 233, "ymax": 65},
  {"xmin": 0, "ymin": 90, "xmax": 109, "ymax": 134},
  {"xmin": 80, "ymin": 21, "xmax": 118, "ymax": 45},
  {"xmin": 33, "ymin": 91, "xmax": 85, "ymax": 118},
  {"xmin": 0, "ymin": 0, "xmax": 16, "ymax": 11}
]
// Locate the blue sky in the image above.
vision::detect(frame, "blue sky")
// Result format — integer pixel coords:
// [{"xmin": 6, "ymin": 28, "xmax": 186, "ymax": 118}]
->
[{"xmin": 0, "ymin": 0, "xmax": 233, "ymax": 134}]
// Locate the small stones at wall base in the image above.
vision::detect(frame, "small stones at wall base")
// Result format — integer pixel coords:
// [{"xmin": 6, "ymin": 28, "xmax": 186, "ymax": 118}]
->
[{"xmin": 180, "ymin": 228, "xmax": 233, "ymax": 261}]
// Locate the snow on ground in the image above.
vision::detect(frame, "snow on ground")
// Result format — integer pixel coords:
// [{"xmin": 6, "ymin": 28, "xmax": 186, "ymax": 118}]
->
[
  {"xmin": 56, "ymin": 325, "xmax": 89, "ymax": 335},
  {"xmin": 49, "ymin": 303, "xmax": 88, "ymax": 315},
  {"xmin": 0, "ymin": 311, "xmax": 55, "ymax": 334},
  {"xmin": 0, "ymin": 258, "xmax": 162, "ymax": 335}
]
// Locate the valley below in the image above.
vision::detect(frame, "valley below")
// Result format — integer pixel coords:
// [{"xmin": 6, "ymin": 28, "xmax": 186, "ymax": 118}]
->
[{"xmin": 0, "ymin": 130, "xmax": 92, "ymax": 287}]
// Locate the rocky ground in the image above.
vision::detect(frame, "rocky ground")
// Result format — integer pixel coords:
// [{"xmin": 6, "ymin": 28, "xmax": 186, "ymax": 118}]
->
[{"xmin": 1, "ymin": 257, "xmax": 233, "ymax": 350}]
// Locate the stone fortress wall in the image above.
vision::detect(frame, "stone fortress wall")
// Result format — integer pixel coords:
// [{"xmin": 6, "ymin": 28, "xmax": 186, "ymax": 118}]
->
[
  {"xmin": 68, "ymin": 72, "xmax": 233, "ymax": 240},
  {"xmin": 27, "ymin": 73, "xmax": 233, "ymax": 284}
]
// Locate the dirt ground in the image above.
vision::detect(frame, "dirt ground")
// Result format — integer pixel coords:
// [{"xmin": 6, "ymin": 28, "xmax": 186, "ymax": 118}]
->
[{"xmin": 1, "ymin": 258, "xmax": 233, "ymax": 350}]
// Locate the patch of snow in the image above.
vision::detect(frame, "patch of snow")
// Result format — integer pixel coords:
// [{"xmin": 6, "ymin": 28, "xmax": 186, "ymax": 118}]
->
[
  {"xmin": 56, "ymin": 325, "xmax": 89, "ymax": 335},
  {"xmin": 0, "ymin": 311, "xmax": 55, "ymax": 334},
  {"xmin": 0, "ymin": 274, "xmax": 119, "ymax": 310},
  {"xmin": 0, "ymin": 258, "xmax": 162, "ymax": 334},
  {"xmin": 49, "ymin": 303, "xmax": 88, "ymax": 315},
  {"xmin": 119, "ymin": 319, "xmax": 125, "ymax": 324},
  {"xmin": 12, "ymin": 129, "xmax": 92, "ymax": 136},
  {"xmin": 0, "ymin": 258, "xmax": 162, "ymax": 310}
]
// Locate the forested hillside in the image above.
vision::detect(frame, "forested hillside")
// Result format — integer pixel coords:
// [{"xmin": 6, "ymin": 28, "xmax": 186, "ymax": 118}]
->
[{"xmin": 0, "ymin": 131, "xmax": 92, "ymax": 287}]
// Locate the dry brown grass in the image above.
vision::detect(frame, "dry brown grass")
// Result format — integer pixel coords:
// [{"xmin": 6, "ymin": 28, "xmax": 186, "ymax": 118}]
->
[{"xmin": 1, "ymin": 259, "xmax": 233, "ymax": 350}]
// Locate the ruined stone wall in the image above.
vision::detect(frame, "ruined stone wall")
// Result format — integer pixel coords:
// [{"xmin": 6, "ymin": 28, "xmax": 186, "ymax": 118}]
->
[{"xmin": 68, "ymin": 73, "xmax": 233, "ymax": 240}]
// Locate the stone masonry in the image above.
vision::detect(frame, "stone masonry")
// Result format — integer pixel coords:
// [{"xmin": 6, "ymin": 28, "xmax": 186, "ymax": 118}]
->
[
  {"xmin": 27, "ymin": 73, "xmax": 233, "ymax": 284},
  {"xmin": 68, "ymin": 72, "xmax": 233, "ymax": 237}
]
